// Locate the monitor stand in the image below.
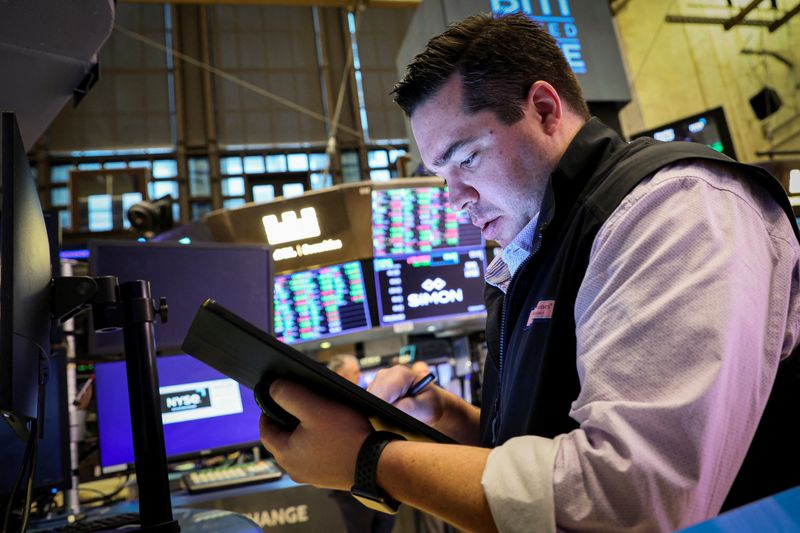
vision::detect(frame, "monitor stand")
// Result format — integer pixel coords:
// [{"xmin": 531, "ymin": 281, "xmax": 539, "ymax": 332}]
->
[{"xmin": 53, "ymin": 275, "xmax": 180, "ymax": 532}]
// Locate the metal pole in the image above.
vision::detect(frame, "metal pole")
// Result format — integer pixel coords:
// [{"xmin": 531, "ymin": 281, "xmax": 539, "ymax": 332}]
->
[
  {"xmin": 120, "ymin": 280, "xmax": 179, "ymax": 532},
  {"xmin": 61, "ymin": 260, "xmax": 81, "ymax": 517}
]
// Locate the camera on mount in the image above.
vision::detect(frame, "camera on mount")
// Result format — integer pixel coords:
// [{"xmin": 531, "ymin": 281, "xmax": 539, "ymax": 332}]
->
[{"xmin": 127, "ymin": 194, "xmax": 175, "ymax": 237}]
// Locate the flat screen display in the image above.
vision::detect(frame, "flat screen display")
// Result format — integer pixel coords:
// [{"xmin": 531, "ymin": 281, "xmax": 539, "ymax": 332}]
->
[
  {"xmin": 630, "ymin": 107, "xmax": 736, "ymax": 159},
  {"xmin": 89, "ymin": 241, "xmax": 272, "ymax": 355},
  {"xmin": 0, "ymin": 351, "xmax": 70, "ymax": 496},
  {"xmin": 273, "ymin": 261, "xmax": 372, "ymax": 344},
  {"xmin": 374, "ymin": 249, "xmax": 487, "ymax": 325},
  {"xmin": 372, "ymin": 187, "xmax": 482, "ymax": 257},
  {"xmin": 94, "ymin": 354, "xmax": 263, "ymax": 470}
]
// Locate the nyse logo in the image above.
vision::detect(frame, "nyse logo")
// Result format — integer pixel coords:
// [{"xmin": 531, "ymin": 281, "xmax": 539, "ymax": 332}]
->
[
  {"xmin": 408, "ymin": 277, "xmax": 463, "ymax": 308},
  {"xmin": 161, "ymin": 388, "xmax": 211, "ymax": 413},
  {"xmin": 262, "ymin": 207, "xmax": 321, "ymax": 245}
]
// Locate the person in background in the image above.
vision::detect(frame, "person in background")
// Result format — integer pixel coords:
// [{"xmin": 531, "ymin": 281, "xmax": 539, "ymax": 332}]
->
[
  {"xmin": 329, "ymin": 353, "xmax": 362, "ymax": 388},
  {"xmin": 260, "ymin": 13, "xmax": 800, "ymax": 531},
  {"xmin": 326, "ymin": 354, "xmax": 396, "ymax": 533}
]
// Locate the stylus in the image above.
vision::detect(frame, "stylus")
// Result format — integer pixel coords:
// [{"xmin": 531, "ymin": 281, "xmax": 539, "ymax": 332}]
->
[{"xmin": 406, "ymin": 373, "xmax": 436, "ymax": 397}]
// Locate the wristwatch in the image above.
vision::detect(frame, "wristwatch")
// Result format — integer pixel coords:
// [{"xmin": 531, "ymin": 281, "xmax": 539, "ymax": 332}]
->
[{"xmin": 350, "ymin": 430, "xmax": 406, "ymax": 514}]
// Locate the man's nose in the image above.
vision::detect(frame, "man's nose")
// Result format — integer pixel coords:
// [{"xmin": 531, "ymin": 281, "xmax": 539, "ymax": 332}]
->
[{"xmin": 447, "ymin": 180, "xmax": 476, "ymax": 212}]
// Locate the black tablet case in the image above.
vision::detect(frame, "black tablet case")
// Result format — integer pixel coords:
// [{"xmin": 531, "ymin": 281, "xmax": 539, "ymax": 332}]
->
[{"xmin": 181, "ymin": 299, "xmax": 456, "ymax": 444}]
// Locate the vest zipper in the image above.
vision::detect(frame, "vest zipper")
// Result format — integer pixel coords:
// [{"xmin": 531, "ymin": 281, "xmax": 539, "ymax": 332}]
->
[{"xmin": 491, "ymin": 223, "xmax": 548, "ymax": 443}]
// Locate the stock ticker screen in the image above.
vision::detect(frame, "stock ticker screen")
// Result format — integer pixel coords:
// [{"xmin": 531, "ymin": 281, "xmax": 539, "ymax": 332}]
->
[
  {"xmin": 372, "ymin": 187, "xmax": 482, "ymax": 256},
  {"xmin": 273, "ymin": 261, "xmax": 372, "ymax": 344},
  {"xmin": 374, "ymin": 249, "xmax": 487, "ymax": 326}
]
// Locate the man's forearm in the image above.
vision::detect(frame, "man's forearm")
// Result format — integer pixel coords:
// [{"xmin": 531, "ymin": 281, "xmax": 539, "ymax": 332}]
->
[{"xmin": 377, "ymin": 441, "xmax": 498, "ymax": 533}]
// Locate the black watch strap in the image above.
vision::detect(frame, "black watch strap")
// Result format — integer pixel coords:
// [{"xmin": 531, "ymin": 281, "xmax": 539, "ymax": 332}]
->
[{"xmin": 351, "ymin": 430, "xmax": 406, "ymax": 514}]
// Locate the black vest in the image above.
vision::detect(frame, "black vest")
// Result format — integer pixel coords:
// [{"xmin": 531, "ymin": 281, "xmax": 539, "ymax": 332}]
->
[{"xmin": 479, "ymin": 118, "xmax": 800, "ymax": 511}]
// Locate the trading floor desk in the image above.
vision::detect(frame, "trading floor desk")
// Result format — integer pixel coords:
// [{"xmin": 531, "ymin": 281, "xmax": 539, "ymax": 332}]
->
[
  {"xmin": 172, "ymin": 475, "xmax": 419, "ymax": 532},
  {"xmin": 172, "ymin": 476, "xmax": 347, "ymax": 532}
]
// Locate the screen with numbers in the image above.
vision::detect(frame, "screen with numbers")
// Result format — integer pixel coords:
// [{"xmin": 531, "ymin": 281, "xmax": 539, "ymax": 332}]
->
[
  {"xmin": 372, "ymin": 187, "xmax": 482, "ymax": 257},
  {"xmin": 273, "ymin": 261, "xmax": 372, "ymax": 344}
]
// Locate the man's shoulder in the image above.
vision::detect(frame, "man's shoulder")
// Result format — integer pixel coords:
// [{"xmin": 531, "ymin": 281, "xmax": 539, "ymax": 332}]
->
[
  {"xmin": 613, "ymin": 158, "xmax": 794, "ymax": 246},
  {"xmin": 647, "ymin": 159, "xmax": 778, "ymax": 215}
]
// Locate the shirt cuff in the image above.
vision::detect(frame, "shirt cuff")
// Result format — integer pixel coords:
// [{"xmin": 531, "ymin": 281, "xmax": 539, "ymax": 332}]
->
[{"xmin": 481, "ymin": 435, "xmax": 562, "ymax": 533}]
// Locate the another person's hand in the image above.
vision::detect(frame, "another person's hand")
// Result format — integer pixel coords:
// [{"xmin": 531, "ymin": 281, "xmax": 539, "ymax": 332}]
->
[
  {"xmin": 259, "ymin": 379, "xmax": 372, "ymax": 490},
  {"xmin": 367, "ymin": 364, "xmax": 447, "ymax": 427}
]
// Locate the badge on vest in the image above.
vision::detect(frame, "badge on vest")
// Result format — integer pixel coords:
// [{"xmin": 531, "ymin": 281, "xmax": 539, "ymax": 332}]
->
[{"xmin": 526, "ymin": 300, "xmax": 555, "ymax": 327}]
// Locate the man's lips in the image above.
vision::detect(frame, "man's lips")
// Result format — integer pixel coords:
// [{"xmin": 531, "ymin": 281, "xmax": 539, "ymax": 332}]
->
[{"xmin": 480, "ymin": 217, "xmax": 499, "ymax": 239}]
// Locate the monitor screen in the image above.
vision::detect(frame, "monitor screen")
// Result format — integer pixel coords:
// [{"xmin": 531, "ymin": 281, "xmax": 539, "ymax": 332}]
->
[
  {"xmin": 94, "ymin": 354, "xmax": 263, "ymax": 471},
  {"xmin": 373, "ymin": 249, "xmax": 487, "ymax": 326},
  {"xmin": 1, "ymin": 112, "xmax": 52, "ymax": 432},
  {"xmin": 273, "ymin": 261, "xmax": 372, "ymax": 344},
  {"xmin": 630, "ymin": 107, "xmax": 737, "ymax": 159},
  {"xmin": 372, "ymin": 187, "xmax": 482, "ymax": 257},
  {"xmin": 89, "ymin": 241, "xmax": 272, "ymax": 355}
]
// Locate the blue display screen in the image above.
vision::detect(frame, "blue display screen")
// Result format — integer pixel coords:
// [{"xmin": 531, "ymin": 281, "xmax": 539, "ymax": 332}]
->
[
  {"xmin": 90, "ymin": 242, "xmax": 272, "ymax": 355},
  {"xmin": 95, "ymin": 354, "xmax": 263, "ymax": 470},
  {"xmin": 490, "ymin": 0, "xmax": 586, "ymax": 73}
]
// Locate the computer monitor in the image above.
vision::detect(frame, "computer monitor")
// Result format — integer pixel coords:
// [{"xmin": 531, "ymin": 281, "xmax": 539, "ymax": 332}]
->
[
  {"xmin": 373, "ymin": 249, "xmax": 487, "ymax": 326},
  {"xmin": 371, "ymin": 186, "xmax": 482, "ymax": 257},
  {"xmin": 0, "ymin": 112, "xmax": 52, "ymax": 439},
  {"xmin": 94, "ymin": 354, "xmax": 263, "ymax": 472},
  {"xmin": 89, "ymin": 241, "xmax": 273, "ymax": 355},
  {"xmin": 273, "ymin": 260, "xmax": 372, "ymax": 344},
  {"xmin": 630, "ymin": 107, "xmax": 737, "ymax": 159}
]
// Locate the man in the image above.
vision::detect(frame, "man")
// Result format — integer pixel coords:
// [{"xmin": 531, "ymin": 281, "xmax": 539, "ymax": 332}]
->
[{"xmin": 261, "ymin": 13, "xmax": 800, "ymax": 531}]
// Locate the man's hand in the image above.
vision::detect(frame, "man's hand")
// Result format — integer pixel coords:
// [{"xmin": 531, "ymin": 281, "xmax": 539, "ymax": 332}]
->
[
  {"xmin": 259, "ymin": 379, "xmax": 372, "ymax": 490},
  {"xmin": 368, "ymin": 365, "xmax": 481, "ymax": 445},
  {"xmin": 367, "ymin": 364, "xmax": 446, "ymax": 426}
]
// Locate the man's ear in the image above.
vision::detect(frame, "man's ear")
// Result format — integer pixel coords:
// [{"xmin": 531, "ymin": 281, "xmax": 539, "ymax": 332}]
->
[{"xmin": 526, "ymin": 81, "xmax": 562, "ymax": 135}]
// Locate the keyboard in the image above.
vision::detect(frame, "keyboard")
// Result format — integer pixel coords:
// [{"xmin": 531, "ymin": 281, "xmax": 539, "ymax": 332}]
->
[
  {"xmin": 182, "ymin": 459, "xmax": 283, "ymax": 493},
  {"xmin": 52, "ymin": 512, "xmax": 141, "ymax": 532}
]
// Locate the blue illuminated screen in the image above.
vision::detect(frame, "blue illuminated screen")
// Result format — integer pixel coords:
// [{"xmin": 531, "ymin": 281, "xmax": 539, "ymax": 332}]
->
[
  {"xmin": 491, "ymin": 0, "xmax": 586, "ymax": 74},
  {"xmin": 94, "ymin": 354, "xmax": 263, "ymax": 470},
  {"xmin": 90, "ymin": 242, "xmax": 272, "ymax": 355}
]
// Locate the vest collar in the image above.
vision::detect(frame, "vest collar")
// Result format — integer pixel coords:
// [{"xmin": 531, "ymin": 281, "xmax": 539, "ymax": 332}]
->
[{"xmin": 539, "ymin": 118, "xmax": 628, "ymax": 229}]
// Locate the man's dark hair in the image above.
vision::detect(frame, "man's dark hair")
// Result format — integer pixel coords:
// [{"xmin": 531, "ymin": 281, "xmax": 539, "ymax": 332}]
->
[{"xmin": 393, "ymin": 13, "xmax": 590, "ymax": 124}]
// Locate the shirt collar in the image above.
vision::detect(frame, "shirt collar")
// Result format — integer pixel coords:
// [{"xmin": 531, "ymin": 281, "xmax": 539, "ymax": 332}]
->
[
  {"xmin": 484, "ymin": 213, "xmax": 539, "ymax": 292},
  {"xmin": 502, "ymin": 213, "xmax": 539, "ymax": 275}
]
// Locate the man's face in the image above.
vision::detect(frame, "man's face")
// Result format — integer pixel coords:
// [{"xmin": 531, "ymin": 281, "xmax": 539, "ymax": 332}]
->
[{"xmin": 410, "ymin": 76, "xmax": 554, "ymax": 247}]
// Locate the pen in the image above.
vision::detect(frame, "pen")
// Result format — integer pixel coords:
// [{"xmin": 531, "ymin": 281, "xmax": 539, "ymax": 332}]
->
[{"xmin": 406, "ymin": 372, "xmax": 436, "ymax": 397}]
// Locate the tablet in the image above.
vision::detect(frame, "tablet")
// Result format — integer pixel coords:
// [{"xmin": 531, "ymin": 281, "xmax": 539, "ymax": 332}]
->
[{"xmin": 181, "ymin": 299, "xmax": 457, "ymax": 444}]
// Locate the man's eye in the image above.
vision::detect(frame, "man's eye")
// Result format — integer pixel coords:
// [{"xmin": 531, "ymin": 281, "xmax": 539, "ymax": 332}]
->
[{"xmin": 460, "ymin": 153, "xmax": 476, "ymax": 168}]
